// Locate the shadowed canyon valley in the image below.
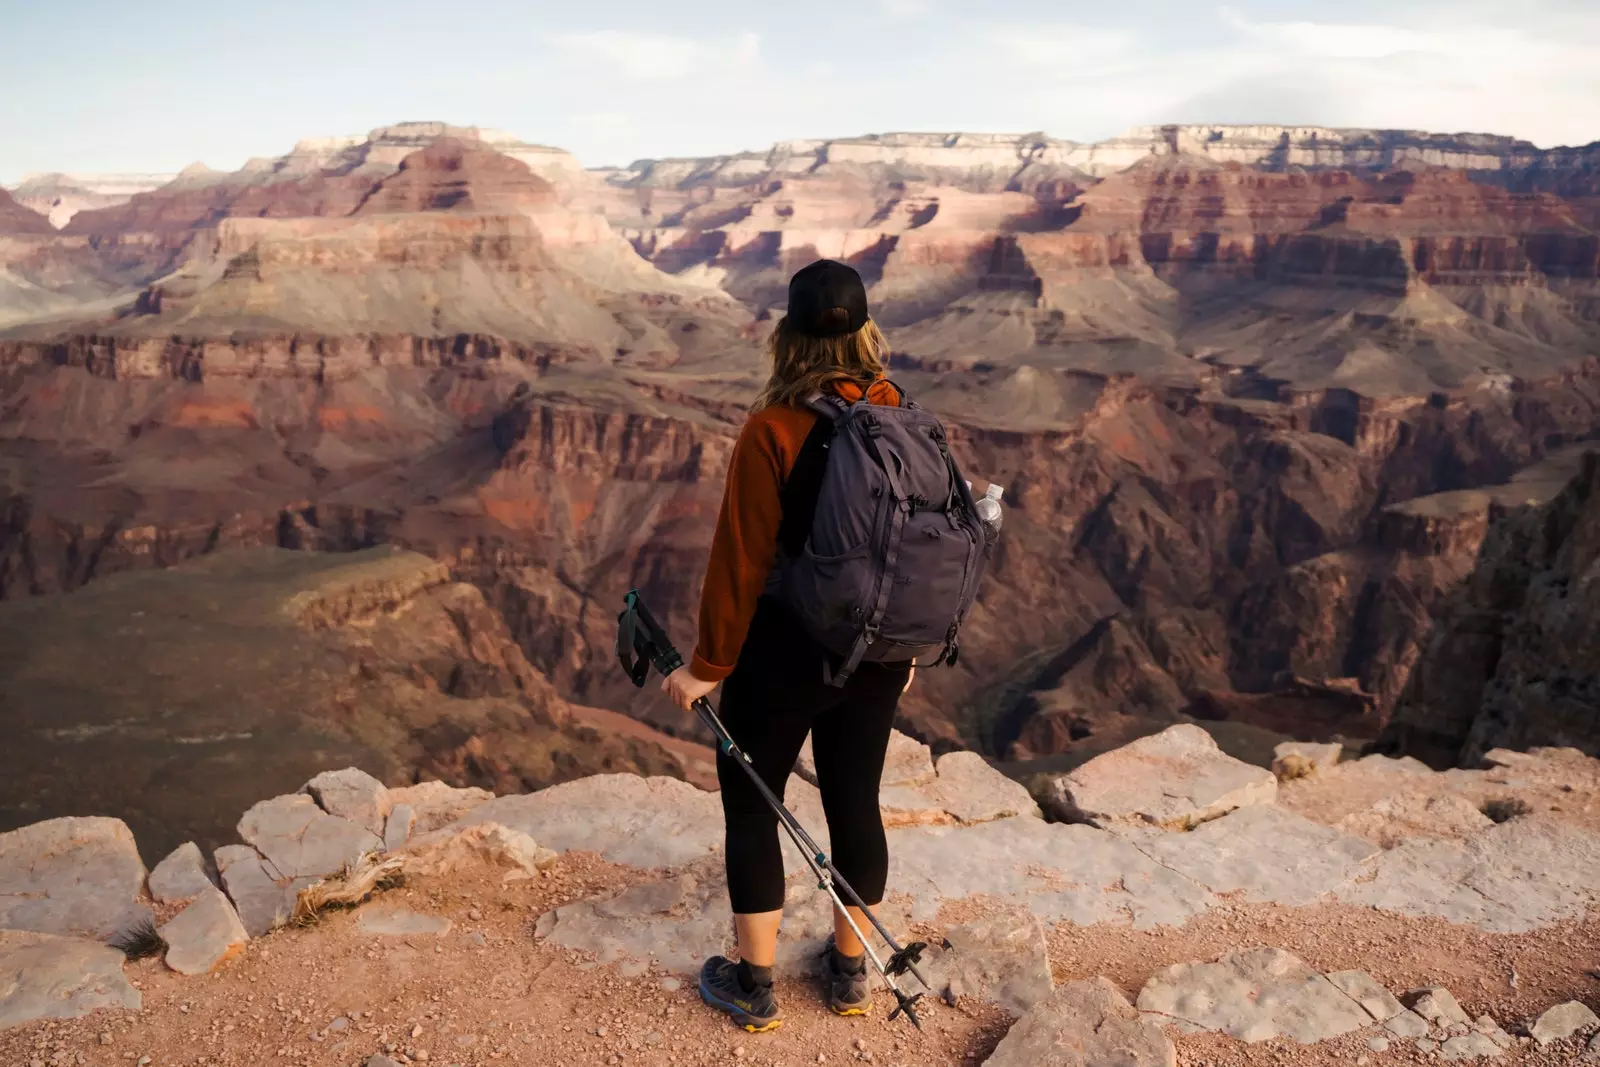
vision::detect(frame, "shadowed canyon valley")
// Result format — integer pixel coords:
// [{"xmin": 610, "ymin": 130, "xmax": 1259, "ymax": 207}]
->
[{"xmin": 3, "ymin": 121, "xmax": 1599, "ymax": 853}]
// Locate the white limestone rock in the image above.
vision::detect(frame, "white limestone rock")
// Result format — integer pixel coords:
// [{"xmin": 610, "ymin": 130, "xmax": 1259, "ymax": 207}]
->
[{"xmin": 0, "ymin": 816, "xmax": 152, "ymax": 942}]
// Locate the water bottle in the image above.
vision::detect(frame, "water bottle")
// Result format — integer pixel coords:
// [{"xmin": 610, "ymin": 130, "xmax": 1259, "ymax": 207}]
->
[{"xmin": 972, "ymin": 482, "xmax": 1004, "ymax": 542}]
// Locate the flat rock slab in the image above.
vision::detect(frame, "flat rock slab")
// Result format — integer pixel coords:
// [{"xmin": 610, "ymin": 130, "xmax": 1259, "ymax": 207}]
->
[
  {"xmin": 438, "ymin": 775, "xmax": 722, "ymax": 869},
  {"xmin": 0, "ymin": 929, "xmax": 141, "ymax": 1028},
  {"xmin": 920, "ymin": 906, "xmax": 1054, "ymax": 1016},
  {"xmin": 147, "ymin": 842, "xmax": 215, "ymax": 904},
  {"xmin": 1340, "ymin": 815, "xmax": 1600, "ymax": 933},
  {"xmin": 1385, "ymin": 1010, "xmax": 1431, "ymax": 1039},
  {"xmin": 796, "ymin": 729, "xmax": 934, "ymax": 788},
  {"xmin": 881, "ymin": 752, "xmax": 1040, "ymax": 827},
  {"xmin": 535, "ymin": 857, "xmax": 913, "ymax": 978},
  {"xmin": 303, "ymin": 768, "xmax": 392, "ymax": 838},
  {"xmin": 1043, "ymin": 724, "xmax": 1278, "ymax": 830},
  {"xmin": 1440, "ymin": 1032, "xmax": 1505, "ymax": 1060},
  {"xmin": 1131, "ymin": 805, "xmax": 1378, "ymax": 907},
  {"xmin": 983, "ymin": 977, "xmax": 1175, "ymax": 1067},
  {"xmin": 159, "ymin": 887, "xmax": 248, "ymax": 976},
  {"xmin": 215, "ymin": 844, "xmax": 310, "ymax": 938},
  {"xmin": 1530, "ymin": 1000, "xmax": 1600, "ymax": 1046},
  {"xmin": 1325, "ymin": 970, "xmax": 1405, "ymax": 1022},
  {"xmin": 357, "ymin": 909, "xmax": 452, "ymax": 936},
  {"xmin": 238, "ymin": 794, "xmax": 383, "ymax": 880},
  {"xmin": 0, "ymin": 816, "xmax": 152, "ymax": 941},
  {"xmin": 1138, "ymin": 947, "xmax": 1372, "ymax": 1044},
  {"xmin": 1407, "ymin": 986, "xmax": 1473, "ymax": 1027},
  {"xmin": 889, "ymin": 818, "xmax": 1214, "ymax": 929}
]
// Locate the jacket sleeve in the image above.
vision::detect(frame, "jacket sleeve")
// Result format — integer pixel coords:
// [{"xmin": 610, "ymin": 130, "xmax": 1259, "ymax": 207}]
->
[{"xmin": 690, "ymin": 415, "xmax": 786, "ymax": 681}]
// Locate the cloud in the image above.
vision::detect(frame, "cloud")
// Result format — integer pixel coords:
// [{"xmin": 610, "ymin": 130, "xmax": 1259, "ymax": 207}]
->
[
  {"xmin": 986, "ymin": 24, "xmax": 1134, "ymax": 68},
  {"xmin": 545, "ymin": 30, "xmax": 760, "ymax": 81},
  {"xmin": 881, "ymin": 0, "xmax": 930, "ymax": 16}
]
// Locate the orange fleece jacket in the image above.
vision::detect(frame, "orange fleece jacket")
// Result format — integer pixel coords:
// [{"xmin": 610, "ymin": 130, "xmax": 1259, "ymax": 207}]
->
[{"xmin": 690, "ymin": 378, "xmax": 904, "ymax": 681}]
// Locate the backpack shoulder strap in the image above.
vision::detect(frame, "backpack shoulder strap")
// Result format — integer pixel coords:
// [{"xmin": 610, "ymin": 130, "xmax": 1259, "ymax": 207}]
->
[
  {"xmin": 882, "ymin": 379, "xmax": 917, "ymax": 409},
  {"xmin": 777, "ymin": 407, "xmax": 837, "ymax": 559},
  {"xmin": 804, "ymin": 390, "xmax": 849, "ymax": 420}
]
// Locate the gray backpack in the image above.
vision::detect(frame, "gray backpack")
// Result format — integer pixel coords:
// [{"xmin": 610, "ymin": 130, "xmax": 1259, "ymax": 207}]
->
[{"xmin": 774, "ymin": 386, "xmax": 990, "ymax": 685}]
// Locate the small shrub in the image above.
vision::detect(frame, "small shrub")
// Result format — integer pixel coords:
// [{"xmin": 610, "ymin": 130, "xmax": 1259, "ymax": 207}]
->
[
  {"xmin": 1481, "ymin": 796, "xmax": 1533, "ymax": 824},
  {"xmin": 109, "ymin": 918, "xmax": 167, "ymax": 960},
  {"xmin": 1273, "ymin": 753, "xmax": 1315, "ymax": 782}
]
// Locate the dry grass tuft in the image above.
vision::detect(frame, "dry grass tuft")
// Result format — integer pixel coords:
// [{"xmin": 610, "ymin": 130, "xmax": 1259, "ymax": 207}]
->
[
  {"xmin": 110, "ymin": 917, "xmax": 168, "ymax": 960},
  {"xmin": 1481, "ymin": 796, "xmax": 1533, "ymax": 824},
  {"xmin": 293, "ymin": 853, "xmax": 406, "ymax": 926}
]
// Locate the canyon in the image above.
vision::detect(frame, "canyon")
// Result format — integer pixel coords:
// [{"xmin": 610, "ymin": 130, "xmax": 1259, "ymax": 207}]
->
[{"xmin": 2, "ymin": 120, "xmax": 1599, "ymax": 838}]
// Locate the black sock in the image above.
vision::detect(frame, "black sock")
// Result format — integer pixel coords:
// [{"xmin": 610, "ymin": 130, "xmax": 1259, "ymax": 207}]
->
[
  {"xmin": 831, "ymin": 944, "xmax": 866, "ymax": 975},
  {"xmin": 735, "ymin": 960, "xmax": 773, "ymax": 992}
]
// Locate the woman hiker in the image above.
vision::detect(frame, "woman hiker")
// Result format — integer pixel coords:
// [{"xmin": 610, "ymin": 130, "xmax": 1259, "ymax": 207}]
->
[{"xmin": 660, "ymin": 258, "xmax": 990, "ymax": 1033}]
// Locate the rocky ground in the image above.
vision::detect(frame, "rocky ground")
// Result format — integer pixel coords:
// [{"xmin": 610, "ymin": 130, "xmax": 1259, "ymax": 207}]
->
[{"xmin": 3, "ymin": 728, "xmax": 1598, "ymax": 1066}]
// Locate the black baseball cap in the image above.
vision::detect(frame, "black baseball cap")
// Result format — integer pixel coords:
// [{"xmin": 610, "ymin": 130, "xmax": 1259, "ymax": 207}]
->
[{"xmin": 787, "ymin": 259, "xmax": 869, "ymax": 337}]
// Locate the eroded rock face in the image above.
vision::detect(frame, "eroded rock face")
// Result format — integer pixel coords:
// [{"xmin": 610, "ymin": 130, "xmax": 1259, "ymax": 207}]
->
[
  {"xmin": 0, "ymin": 930, "xmax": 140, "ymax": 1029},
  {"xmin": 1385, "ymin": 453, "xmax": 1600, "ymax": 765},
  {"xmin": 0, "ymin": 817, "xmax": 152, "ymax": 942},
  {"xmin": 1041, "ymin": 724, "xmax": 1277, "ymax": 829}
]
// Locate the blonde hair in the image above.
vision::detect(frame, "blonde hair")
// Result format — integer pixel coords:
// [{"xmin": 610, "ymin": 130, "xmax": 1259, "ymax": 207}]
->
[{"xmin": 752, "ymin": 316, "xmax": 889, "ymax": 412}]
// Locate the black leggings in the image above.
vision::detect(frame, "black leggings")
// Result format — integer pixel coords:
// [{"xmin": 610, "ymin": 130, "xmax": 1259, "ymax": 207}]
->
[{"xmin": 716, "ymin": 597, "xmax": 911, "ymax": 915}]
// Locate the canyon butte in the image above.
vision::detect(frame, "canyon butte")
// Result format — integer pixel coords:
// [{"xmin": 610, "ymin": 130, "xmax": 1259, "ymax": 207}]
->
[{"xmin": 2, "ymin": 121, "xmax": 1599, "ymax": 851}]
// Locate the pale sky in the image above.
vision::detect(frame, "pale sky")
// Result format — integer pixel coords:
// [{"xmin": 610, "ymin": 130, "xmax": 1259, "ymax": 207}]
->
[{"xmin": 2, "ymin": 0, "xmax": 1598, "ymax": 184}]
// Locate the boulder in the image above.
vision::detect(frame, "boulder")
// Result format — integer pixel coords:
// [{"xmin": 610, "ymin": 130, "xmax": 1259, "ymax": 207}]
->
[
  {"xmin": 0, "ymin": 816, "xmax": 152, "ymax": 941},
  {"xmin": 147, "ymin": 842, "xmax": 214, "ymax": 904},
  {"xmin": 214, "ymin": 844, "xmax": 308, "ymax": 938},
  {"xmin": 0, "ymin": 929, "xmax": 141, "ymax": 1028},
  {"xmin": 1530, "ymin": 1000, "xmax": 1600, "ymax": 1046},
  {"xmin": 920, "ymin": 906, "xmax": 1053, "ymax": 1016},
  {"xmin": 796, "ymin": 729, "xmax": 935, "ymax": 788},
  {"xmin": 403, "ymin": 822, "xmax": 558, "ymax": 879},
  {"xmin": 384, "ymin": 804, "xmax": 416, "ymax": 852},
  {"xmin": 1325, "ymin": 970, "xmax": 1405, "ymax": 1022},
  {"xmin": 983, "ymin": 977, "xmax": 1175, "ymax": 1067},
  {"xmin": 158, "ymin": 887, "xmax": 249, "ymax": 975},
  {"xmin": 1272, "ymin": 741, "xmax": 1342, "ymax": 779},
  {"xmin": 303, "ymin": 768, "xmax": 392, "ymax": 838},
  {"xmin": 1137, "ymin": 947, "xmax": 1371, "ymax": 1044},
  {"xmin": 1405, "ymin": 986, "xmax": 1473, "ymax": 1027},
  {"xmin": 1041, "ymin": 725, "xmax": 1277, "ymax": 830},
  {"xmin": 237, "ymin": 793, "xmax": 383, "ymax": 879},
  {"xmin": 386, "ymin": 781, "xmax": 494, "ymax": 834}
]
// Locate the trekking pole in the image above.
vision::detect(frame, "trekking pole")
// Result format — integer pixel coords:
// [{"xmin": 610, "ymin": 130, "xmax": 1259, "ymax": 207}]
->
[{"xmin": 617, "ymin": 590, "xmax": 932, "ymax": 1029}]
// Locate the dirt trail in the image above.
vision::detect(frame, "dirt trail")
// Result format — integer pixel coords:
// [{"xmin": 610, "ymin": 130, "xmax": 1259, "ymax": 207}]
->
[{"xmin": 5, "ymin": 847, "xmax": 1598, "ymax": 1067}]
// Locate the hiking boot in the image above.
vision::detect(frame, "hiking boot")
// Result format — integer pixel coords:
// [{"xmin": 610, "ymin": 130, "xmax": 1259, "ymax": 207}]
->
[
  {"xmin": 823, "ymin": 936, "xmax": 872, "ymax": 1016},
  {"xmin": 698, "ymin": 956, "xmax": 782, "ymax": 1033}
]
